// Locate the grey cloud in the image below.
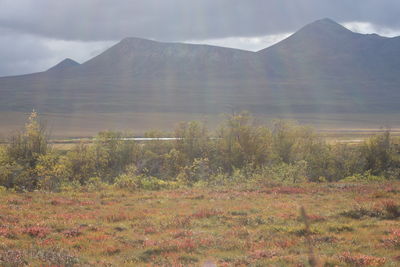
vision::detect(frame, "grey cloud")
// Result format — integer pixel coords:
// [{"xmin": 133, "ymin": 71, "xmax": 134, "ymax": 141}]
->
[
  {"xmin": 1, "ymin": 0, "xmax": 400, "ymax": 42},
  {"xmin": 0, "ymin": 27, "xmax": 113, "ymax": 76}
]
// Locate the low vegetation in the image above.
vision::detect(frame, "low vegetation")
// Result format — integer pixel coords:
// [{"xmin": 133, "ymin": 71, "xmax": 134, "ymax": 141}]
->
[
  {"xmin": 1, "ymin": 111, "xmax": 400, "ymax": 266},
  {"xmin": 0, "ymin": 111, "xmax": 399, "ymax": 192},
  {"xmin": 1, "ymin": 183, "xmax": 400, "ymax": 266}
]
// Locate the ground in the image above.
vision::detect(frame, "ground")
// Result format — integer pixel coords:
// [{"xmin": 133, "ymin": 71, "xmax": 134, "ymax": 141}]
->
[
  {"xmin": 2, "ymin": 111, "xmax": 400, "ymax": 138},
  {"xmin": 1, "ymin": 183, "xmax": 400, "ymax": 266}
]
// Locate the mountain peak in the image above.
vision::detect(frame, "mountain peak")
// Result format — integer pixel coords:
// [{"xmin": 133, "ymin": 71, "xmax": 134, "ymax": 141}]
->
[
  {"xmin": 298, "ymin": 18, "xmax": 352, "ymax": 35},
  {"xmin": 119, "ymin": 37, "xmax": 161, "ymax": 45},
  {"xmin": 47, "ymin": 58, "xmax": 80, "ymax": 72},
  {"xmin": 313, "ymin": 18, "xmax": 340, "ymax": 25}
]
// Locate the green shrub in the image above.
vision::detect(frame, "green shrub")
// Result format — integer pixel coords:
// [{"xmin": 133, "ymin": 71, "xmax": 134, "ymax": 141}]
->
[
  {"xmin": 257, "ymin": 160, "xmax": 308, "ymax": 183},
  {"xmin": 114, "ymin": 165, "xmax": 140, "ymax": 191},
  {"xmin": 2, "ymin": 111, "xmax": 399, "ymax": 191},
  {"xmin": 2, "ymin": 111, "xmax": 50, "ymax": 190},
  {"xmin": 342, "ymin": 171, "xmax": 386, "ymax": 183},
  {"xmin": 177, "ymin": 158, "xmax": 211, "ymax": 185}
]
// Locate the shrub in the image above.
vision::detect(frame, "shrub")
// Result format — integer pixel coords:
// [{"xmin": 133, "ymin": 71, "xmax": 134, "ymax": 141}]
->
[
  {"xmin": 177, "ymin": 158, "xmax": 211, "ymax": 185},
  {"xmin": 36, "ymin": 153, "xmax": 67, "ymax": 191},
  {"xmin": 2, "ymin": 111, "xmax": 50, "ymax": 190},
  {"xmin": 114, "ymin": 165, "xmax": 140, "ymax": 191},
  {"xmin": 259, "ymin": 160, "xmax": 308, "ymax": 183},
  {"xmin": 343, "ymin": 171, "xmax": 386, "ymax": 183}
]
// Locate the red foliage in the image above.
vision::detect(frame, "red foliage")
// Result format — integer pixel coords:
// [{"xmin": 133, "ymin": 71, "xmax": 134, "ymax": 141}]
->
[
  {"xmin": 0, "ymin": 214, "xmax": 19, "ymax": 223},
  {"xmin": 339, "ymin": 252, "xmax": 386, "ymax": 266},
  {"xmin": 22, "ymin": 225, "xmax": 51, "ymax": 238},
  {"xmin": 274, "ymin": 187, "xmax": 306, "ymax": 194},
  {"xmin": 173, "ymin": 230, "xmax": 193, "ymax": 239},
  {"xmin": 0, "ymin": 227, "xmax": 16, "ymax": 238},
  {"xmin": 383, "ymin": 229, "xmax": 400, "ymax": 248},
  {"xmin": 103, "ymin": 246, "xmax": 121, "ymax": 255},
  {"xmin": 144, "ymin": 226, "xmax": 157, "ymax": 234},
  {"xmin": 191, "ymin": 209, "xmax": 222, "ymax": 219},
  {"xmin": 174, "ymin": 238, "xmax": 197, "ymax": 251},
  {"xmin": 63, "ymin": 228, "xmax": 82, "ymax": 238},
  {"xmin": 275, "ymin": 239, "xmax": 297, "ymax": 249},
  {"xmin": 249, "ymin": 249, "xmax": 278, "ymax": 260},
  {"xmin": 50, "ymin": 198, "xmax": 75, "ymax": 206},
  {"xmin": 143, "ymin": 239, "xmax": 158, "ymax": 247}
]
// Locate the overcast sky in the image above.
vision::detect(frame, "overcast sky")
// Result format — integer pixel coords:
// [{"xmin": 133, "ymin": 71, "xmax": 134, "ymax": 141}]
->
[{"xmin": 1, "ymin": 0, "xmax": 400, "ymax": 77}]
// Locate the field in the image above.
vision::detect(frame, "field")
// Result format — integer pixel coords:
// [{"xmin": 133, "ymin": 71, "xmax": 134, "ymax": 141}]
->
[{"xmin": 1, "ymin": 183, "xmax": 400, "ymax": 266}]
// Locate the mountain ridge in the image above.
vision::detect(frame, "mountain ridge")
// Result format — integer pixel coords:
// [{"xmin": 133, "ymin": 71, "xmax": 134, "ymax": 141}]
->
[{"xmin": 1, "ymin": 18, "xmax": 400, "ymax": 119}]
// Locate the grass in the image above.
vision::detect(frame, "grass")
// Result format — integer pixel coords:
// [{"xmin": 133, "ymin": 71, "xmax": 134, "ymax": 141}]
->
[{"xmin": 1, "ymin": 183, "xmax": 400, "ymax": 266}]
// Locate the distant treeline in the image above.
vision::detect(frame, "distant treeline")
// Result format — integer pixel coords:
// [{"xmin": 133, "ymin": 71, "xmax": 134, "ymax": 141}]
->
[{"xmin": 0, "ymin": 111, "xmax": 399, "ymax": 191}]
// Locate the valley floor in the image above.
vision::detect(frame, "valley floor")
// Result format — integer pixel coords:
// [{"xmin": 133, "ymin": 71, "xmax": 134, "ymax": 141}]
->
[
  {"xmin": 1, "ymin": 112, "xmax": 400, "ymax": 138},
  {"xmin": 1, "ymin": 183, "xmax": 400, "ymax": 266}
]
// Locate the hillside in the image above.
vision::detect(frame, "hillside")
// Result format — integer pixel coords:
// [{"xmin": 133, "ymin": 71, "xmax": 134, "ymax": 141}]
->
[{"xmin": 1, "ymin": 18, "xmax": 400, "ymax": 134}]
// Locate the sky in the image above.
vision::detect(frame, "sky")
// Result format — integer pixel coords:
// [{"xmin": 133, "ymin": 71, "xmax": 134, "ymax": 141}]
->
[{"xmin": 1, "ymin": 0, "xmax": 400, "ymax": 77}]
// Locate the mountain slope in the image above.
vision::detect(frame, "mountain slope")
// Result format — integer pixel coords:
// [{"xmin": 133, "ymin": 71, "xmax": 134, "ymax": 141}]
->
[
  {"xmin": 0, "ymin": 18, "xmax": 399, "ymax": 117},
  {"xmin": 259, "ymin": 18, "xmax": 400, "ymax": 80},
  {"xmin": 47, "ymin": 58, "xmax": 80, "ymax": 72}
]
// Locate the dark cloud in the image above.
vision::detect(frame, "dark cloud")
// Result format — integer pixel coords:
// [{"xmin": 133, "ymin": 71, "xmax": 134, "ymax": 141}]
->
[
  {"xmin": 1, "ymin": 0, "xmax": 400, "ymax": 41},
  {"xmin": 0, "ymin": 26, "xmax": 113, "ymax": 76}
]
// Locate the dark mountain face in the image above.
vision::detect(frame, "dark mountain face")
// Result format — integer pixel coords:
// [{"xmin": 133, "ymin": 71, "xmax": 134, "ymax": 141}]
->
[
  {"xmin": 78, "ymin": 37, "xmax": 262, "ymax": 82},
  {"xmin": 0, "ymin": 18, "xmax": 400, "ymax": 116},
  {"xmin": 47, "ymin": 58, "xmax": 80, "ymax": 72},
  {"xmin": 258, "ymin": 18, "xmax": 398, "ymax": 80}
]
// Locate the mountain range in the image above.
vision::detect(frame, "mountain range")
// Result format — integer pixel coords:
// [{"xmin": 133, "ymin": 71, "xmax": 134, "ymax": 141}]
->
[{"xmin": 1, "ymin": 18, "xmax": 400, "ymax": 132}]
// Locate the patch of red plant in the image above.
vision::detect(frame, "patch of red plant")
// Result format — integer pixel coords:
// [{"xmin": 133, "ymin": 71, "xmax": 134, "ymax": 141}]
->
[
  {"xmin": 87, "ymin": 233, "xmax": 110, "ymax": 242},
  {"xmin": 339, "ymin": 252, "xmax": 386, "ymax": 266},
  {"xmin": 22, "ymin": 225, "xmax": 51, "ymax": 238},
  {"xmin": 173, "ymin": 230, "xmax": 193, "ymax": 239},
  {"xmin": 275, "ymin": 239, "xmax": 297, "ymax": 249},
  {"xmin": 63, "ymin": 228, "xmax": 82, "ymax": 238},
  {"xmin": 103, "ymin": 246, "xmax": 121, "ymax": 255},
  {"xmin": 50, "ymin": 198, "xmax": 75, "ymax": 206},
  {"xmin": 143, "ymin": 239, "xmax": 158, "ymax": 247},
  {"xmin": 173, "ymin": 238, "xmax": 197, "ymax": 251},
  {"xmin": 0, "ymin": 227, "xmax": 16, "ymax": 238},
  {"xmin": 0, "ymin": 214, "xmax": 19, "ymax": 223},
  {"xmin": 144, "ymin": 226, "xmax": 157, "ymax": 234},
  {"xmin": 382, "ymin": 229, "xmax": 400, "ymax": 248},
  {"xmin": 249, "ymin": 249, "xmax": 278, "ymax": 260},
  {"xmin": 274, "ymin": 187, "xmax": 306, "ymax": 194},
  {"xmin": 191, "ymin": 208, "xmax": 222, "ymax": 219}
]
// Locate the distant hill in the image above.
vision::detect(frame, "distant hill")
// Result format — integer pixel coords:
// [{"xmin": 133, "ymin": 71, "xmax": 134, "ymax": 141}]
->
[
  {"xmin": 47, "ymin": 58, "xmax": 80, "ymax": 72},
  {"xmin": 1, "ymin": 18, "xmax": 400, "ymax": 117}
]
